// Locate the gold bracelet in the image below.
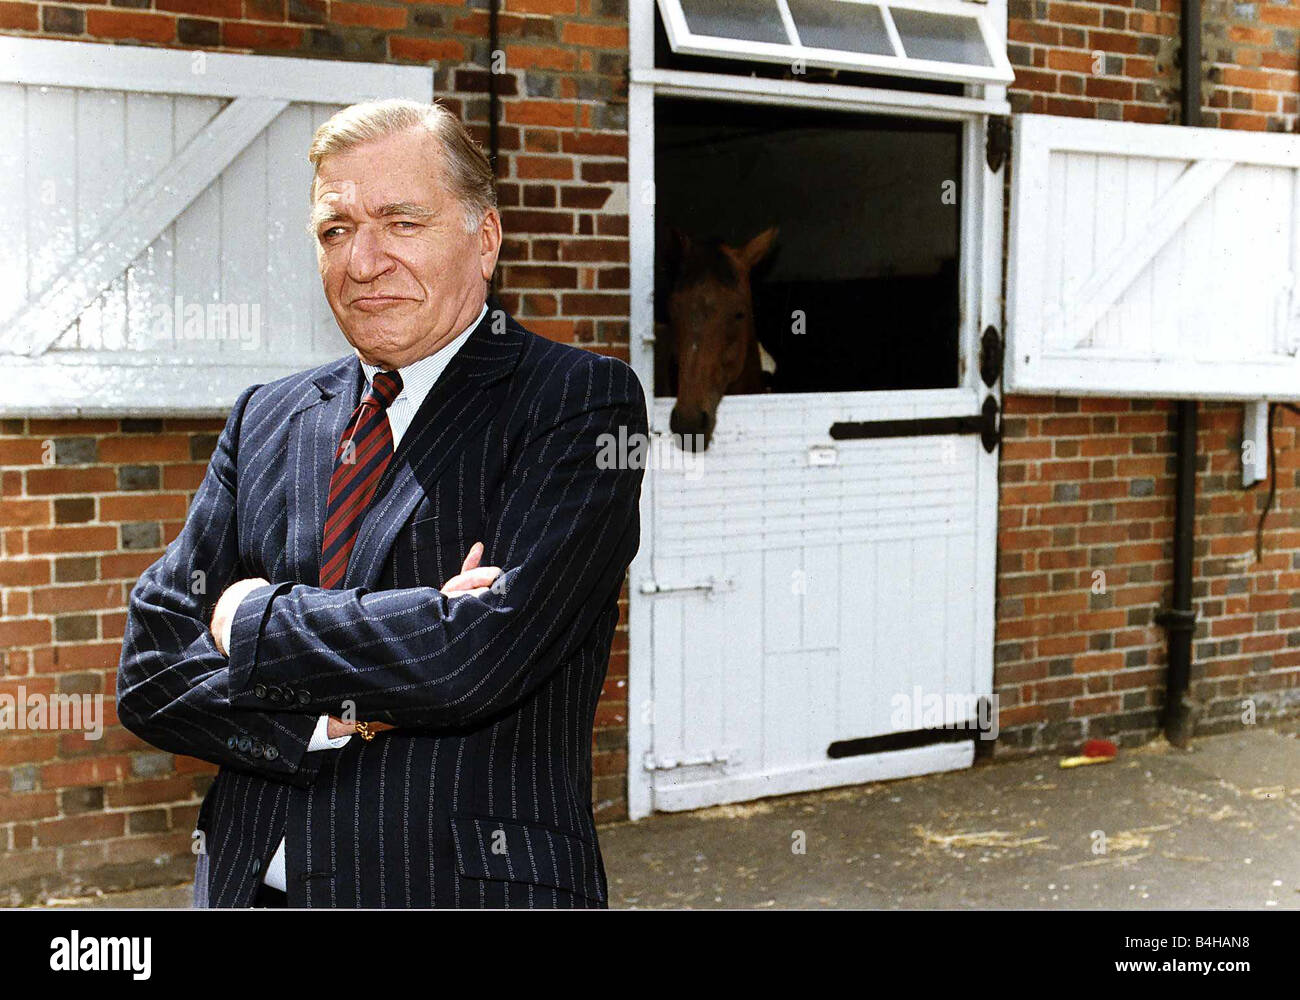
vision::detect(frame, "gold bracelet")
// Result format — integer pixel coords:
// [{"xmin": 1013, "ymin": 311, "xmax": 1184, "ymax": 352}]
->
[{"xmin": 354, "ymin": 721, "xmax": 375, "ymax": 741}]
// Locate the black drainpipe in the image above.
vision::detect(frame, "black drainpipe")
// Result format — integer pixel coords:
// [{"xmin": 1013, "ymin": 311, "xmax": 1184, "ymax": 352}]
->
[
  {"xmin": 1156, "ymin": 0, "xmax": 1202, "ymax": 748},
  {"xmin": 487, "ymin": 0, "xmax": 501, "ymax": 302}
]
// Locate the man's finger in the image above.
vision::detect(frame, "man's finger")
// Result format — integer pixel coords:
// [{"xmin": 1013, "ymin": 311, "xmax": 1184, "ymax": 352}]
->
[
  {"xmin": 440, "ymin": 566, "xmax": 502, "ymax": 595},
  {"xmin": 459, "ymin": 541, "xmax": 484, "ymax": 575}
]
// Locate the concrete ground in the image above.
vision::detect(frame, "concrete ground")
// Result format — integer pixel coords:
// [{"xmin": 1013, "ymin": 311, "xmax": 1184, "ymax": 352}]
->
[{"xmin": 33, "ymin": 723, "xmax": 1300, "ymax": 909}]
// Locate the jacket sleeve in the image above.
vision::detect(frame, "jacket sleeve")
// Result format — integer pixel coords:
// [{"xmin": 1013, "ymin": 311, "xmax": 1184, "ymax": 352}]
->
[
  {"xmin": 224, "ymin": 354, "xmax": 648, "ymax": 730},
  {"xmin": 116, "ymin": 383, "xmax": 324, "ymax": 787}
]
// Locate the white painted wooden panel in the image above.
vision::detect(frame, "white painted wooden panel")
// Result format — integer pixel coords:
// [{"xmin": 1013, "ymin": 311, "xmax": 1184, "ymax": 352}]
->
[
  {"xmin": 646, "ymin": 390, "xmax": 989, "ymax": 811},
  {"xmin": 1008, "ymin": 113, "xmax": 1300, "ymax": 400},
  {"xmin": 0, "ymin": 37, "xmax": 432, "ymax": 416},
  {"xmin": 651, "ymin": 392, "xmax": 978, "ymax": 560}
]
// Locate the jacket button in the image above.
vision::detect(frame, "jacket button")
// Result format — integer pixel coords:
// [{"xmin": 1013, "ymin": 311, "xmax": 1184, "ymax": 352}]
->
[
  {"xmin": 265, "ymin": 745, "xmax": 279, "ymax": 761},
  {"xmin": 237, "ymin": 735, "xmax": 251, "ymax": 753},
  {"xmin": 269, "ymin": 687, "xmax": 282, "ymax": 704},
  {"xmin": 251, "ymin": 858, "xmax": 261, "ymax": 875},
  {"xmin": 226, "ymin": 735, "xmax": 237, "ymax": 750},
  {"xmin": 297, "ymin": 690, "xmax": 310, "ymax": 705},
  {"xmin": 254, "ymin": 684, "xmax": 267, "ymax": 699},
  {"xmin": 250, "ymin": 742, "xmax": 264, "ymax": 759}
]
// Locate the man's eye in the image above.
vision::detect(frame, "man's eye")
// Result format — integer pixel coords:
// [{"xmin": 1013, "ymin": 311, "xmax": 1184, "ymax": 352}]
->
[
  {"xmin": 393, "ymin": 221, "xmax": 420, "ymax": 230},
  {"xmin": 320, "ymin": 227, "xmax": 346, "ymax": 240}
]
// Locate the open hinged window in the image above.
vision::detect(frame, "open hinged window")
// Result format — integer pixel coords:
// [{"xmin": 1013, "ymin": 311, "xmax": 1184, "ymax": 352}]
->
[
  {"xmin": 656, "ymin": 0, "xmax": 1015, "ymax": 86},
  {"xmin": 0, "ymin": 37, "xmax": 431, "ymax": 416},
  {"xmin": 1007, "ymin": 114, "xmax": 1300, "ymax": 401}
]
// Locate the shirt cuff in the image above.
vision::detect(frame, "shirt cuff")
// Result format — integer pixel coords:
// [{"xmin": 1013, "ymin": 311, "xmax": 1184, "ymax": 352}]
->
[{"xmin": 308, "ymin": 713, "xmax": 352, "ymax": 751}]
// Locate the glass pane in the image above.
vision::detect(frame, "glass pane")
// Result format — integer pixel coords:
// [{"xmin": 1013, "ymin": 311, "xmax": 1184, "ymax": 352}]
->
[
  {"xmin": 890, "ymin": 8, "xmax": 992, "ymax": 66},
  {"xmin": 787, "ymin": 0, "xmax": 894, "ymax": 56},
  {"xmin": 678, "ymin": 0, "xmax": 791, "ymax": 45}
]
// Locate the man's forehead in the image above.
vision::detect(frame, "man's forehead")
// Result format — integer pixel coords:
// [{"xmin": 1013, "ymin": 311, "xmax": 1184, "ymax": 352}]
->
[
  {"xmin": 313, "ymin": 135, "xmax": 447, "ymax": 208},
  {"xmin": 312, "ymin": 176, "xmax": 441, "ymax": 215}
]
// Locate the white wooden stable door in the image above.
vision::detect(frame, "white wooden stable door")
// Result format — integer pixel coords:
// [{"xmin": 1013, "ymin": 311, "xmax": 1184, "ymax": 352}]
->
[{"xmin": 641, "ymin": 389, "xmax": 998, "ymax": 812}]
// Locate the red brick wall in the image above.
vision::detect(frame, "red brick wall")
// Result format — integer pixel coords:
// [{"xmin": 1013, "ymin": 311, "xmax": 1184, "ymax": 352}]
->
[
  {"xmin": 1008, "ymin": 0, "xmax": 1299, "ymax": 130},
  {"xmin": 994, "ymin": 1, "xmax": 1300, "ymax": 756},
  {"xmin": 1008, "ymin": 0, "xmax": 1182, "ymax": 124},
  {"xmin": 0, "ymin": 2, "xmax": 631, "ymax": 904},
  {"xmin": 994, "ymin": 400, "xmax": 1300, "ymax": 753},
  {"xmin": 1, "ymin": 417, "xmax": 223, "ymax": 903}
]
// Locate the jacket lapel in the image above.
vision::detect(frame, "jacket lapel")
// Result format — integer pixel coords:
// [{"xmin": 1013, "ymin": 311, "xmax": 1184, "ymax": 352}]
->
[
  {"xmin": 284, "ymin": 354, "xmax": 362, "ymax": 587},
  {"xmin": 343, "ymin": 307, "xmax": 525, "ymax": 590}
]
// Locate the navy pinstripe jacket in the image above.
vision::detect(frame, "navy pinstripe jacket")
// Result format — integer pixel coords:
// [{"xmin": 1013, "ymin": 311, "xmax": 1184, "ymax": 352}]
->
[{"xmin": 117, "ymin": 307, "xmax": 647, "ymax": 908}]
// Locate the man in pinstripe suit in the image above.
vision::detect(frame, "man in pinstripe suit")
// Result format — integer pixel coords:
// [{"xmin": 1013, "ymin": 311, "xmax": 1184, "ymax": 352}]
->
[{"xmin": 117, "ymin": 99, "xmax": 647, "ymax": 908}]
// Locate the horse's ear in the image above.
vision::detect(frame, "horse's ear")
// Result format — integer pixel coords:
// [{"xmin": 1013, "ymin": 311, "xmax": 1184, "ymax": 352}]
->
[{"xmin": 737, "ymin": 226, "xmax": 779, "ymax": 270}]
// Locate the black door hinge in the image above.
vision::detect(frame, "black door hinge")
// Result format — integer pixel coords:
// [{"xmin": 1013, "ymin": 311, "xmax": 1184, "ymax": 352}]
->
[
  {"xmin": 979, "ymin": 394, "xmax": 1000, "ymax": 453},
  {"xmin": 986, "ymin": 116, "xmax": 1011, "ymax": 173},
  {"xmin": 980, "ymin": 325, "xmax": 1003, "ymax": 388}
]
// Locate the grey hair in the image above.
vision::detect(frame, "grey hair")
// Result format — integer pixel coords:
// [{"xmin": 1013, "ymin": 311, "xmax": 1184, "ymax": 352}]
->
[{"xmin": 307, "ymin": 98, "xmax": 497, "ymax": 234}]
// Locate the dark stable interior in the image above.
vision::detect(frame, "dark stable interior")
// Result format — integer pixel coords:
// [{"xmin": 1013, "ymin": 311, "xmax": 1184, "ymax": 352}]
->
[{"xmin": 654, "ymin": 97, "xmax": 963, "ymax": 396}]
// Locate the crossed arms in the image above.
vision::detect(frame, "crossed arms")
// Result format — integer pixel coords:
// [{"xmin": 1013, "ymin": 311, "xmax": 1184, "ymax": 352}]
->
[{"xmin": 117, "ymin": 356, "xmax": 647, "ymax": 788}]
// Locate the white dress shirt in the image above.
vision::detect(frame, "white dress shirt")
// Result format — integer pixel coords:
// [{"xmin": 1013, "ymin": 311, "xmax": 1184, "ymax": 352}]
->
[{"xmin": 234, "ymin": 302, "xmax": 487, "ymax": 894}]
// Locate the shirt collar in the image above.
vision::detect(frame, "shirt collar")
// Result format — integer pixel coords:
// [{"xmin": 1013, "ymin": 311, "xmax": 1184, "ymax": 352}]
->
[{"xmin": 358, "ymin": 302, "xmax": 488, "ymax": 401}]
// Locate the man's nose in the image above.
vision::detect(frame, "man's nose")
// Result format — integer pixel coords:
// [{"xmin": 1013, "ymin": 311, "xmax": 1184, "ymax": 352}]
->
[{"xmin": 346, "ymin": 227, "xmax": 395, "ymax": 283}]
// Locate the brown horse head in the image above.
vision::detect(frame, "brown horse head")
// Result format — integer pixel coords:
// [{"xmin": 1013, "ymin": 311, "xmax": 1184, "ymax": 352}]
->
[{"xmin": 665, "ymin": 226, "xmax": 778, "ymax": 451}]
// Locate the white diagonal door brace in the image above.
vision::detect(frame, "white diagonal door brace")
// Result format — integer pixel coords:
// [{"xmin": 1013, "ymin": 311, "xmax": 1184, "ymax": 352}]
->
[
  {"xmin": 1061, "ymin": 157, "xmax": 1235, "ymax": 348},
  {"xmin": 1, "ymin": 96, "xmax": 289, "ymax": 357}
]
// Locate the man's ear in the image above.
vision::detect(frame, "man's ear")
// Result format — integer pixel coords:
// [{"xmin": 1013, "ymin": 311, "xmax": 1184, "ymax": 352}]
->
[{"xmin": 479, "ymin": 208, "xmax": 503, "ymax": 282}]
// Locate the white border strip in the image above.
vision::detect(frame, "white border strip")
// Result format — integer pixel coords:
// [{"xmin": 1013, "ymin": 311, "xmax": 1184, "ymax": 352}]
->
[{"xmin": 0, "ymin": 37, "xmax": 433, "ymax": 104}]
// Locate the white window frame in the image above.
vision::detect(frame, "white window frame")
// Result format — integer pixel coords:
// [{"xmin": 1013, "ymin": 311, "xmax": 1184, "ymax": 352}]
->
[
  {"xmin": 657, "ymin": 0, "xmax": 1015, "ymax": 87},
  {"xmin": 626, "ymin": 1, "xmax": 1008, "ymax": 819},
  {"xmin": 0, "ymin": 37, "xmax": 431, "ymax": 416}
]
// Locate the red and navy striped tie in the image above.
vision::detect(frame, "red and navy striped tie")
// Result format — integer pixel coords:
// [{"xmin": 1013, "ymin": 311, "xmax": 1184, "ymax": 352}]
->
[{"xmin": 320, "ymin": 369, "xmax": 402, "ymax": 589}]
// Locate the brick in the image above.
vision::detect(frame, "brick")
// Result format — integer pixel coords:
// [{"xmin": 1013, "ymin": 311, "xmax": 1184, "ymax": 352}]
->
[
  {"xmin": 506, "ymin": 44, "xmax": 579, "ymax": 71},
  {"xmin": 41, "ymin": 756, "xmax": 130, "ymax": 789},
  {"xmin": 26, "ymin": 467, "xmax": 117, "ymax": 495},
  {"xmin": 156, "ymin": 0, "xmax": 239, "ymax": 16},
  {"xmin": 330, "ymin": 1, "xmax": 407, "ymax": 29},
  {"xmin": 85, "ymin": 9, "xmax": 176, "ymax": 41},
  {"xmin": 388, "ymin": 35, "xmax": 466, "ymax": 62},
  {"xmin": 35, "ymin": 812, "xmax": 127, "ymax": 846},
  {"xmin": 27, "ymin": 526, "xmax": 119, "ymax": 555},
  {"xmin": 0, "ymin": 498, "xmax": 51, "ymax": 527},
  {"xmin": 0, "ymin": 1, "xmax": 38, "ymax": 29},
  {"xmin": 505, "ymin": 100, "xmax": 580, "ymax": 127},
  {"xmin": 561, "ymin": 21, "xmax": 626, "ymax": 47},
  {"xmin": 42, "ymin": 6, "xmax": 85, "ymax": 33},
  {"xmin": 516, "ymin": 155, "xmax": 573, "ymax": 179},
  {"xmin": 222, "ymin": 21, "xmax": 302, "ymax": 48},
  {"xmin": 30, "ymin": 584, "xmax": 121, "ymax": 615}
]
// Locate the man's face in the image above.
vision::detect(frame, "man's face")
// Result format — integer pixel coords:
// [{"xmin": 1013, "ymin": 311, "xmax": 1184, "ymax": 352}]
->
[{"xmin": 311, "ymin": 128, "xmax": 501, "ymax": 370}]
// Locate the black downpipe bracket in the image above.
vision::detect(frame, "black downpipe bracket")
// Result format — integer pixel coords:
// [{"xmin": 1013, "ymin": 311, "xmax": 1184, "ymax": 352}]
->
[{"xmin": 1157, "ymin": 0, "xmax": 1203, "ymax": 748}]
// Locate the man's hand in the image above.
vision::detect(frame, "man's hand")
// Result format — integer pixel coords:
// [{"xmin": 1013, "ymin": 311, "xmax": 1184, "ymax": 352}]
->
[
  {"xmin": 210, "ymin": 577, "xmax": 270, "ymax": 657},
  {"xmin": 326, "ymin": 716, "xmax": 358, "ymax": 739},
  {"xmin": 324, "ymin": 544, "xmax": 501, "ymax": 738},
  {"xmin": 439, "ymin": 541, "xmax": 502, "ymax": 597}
]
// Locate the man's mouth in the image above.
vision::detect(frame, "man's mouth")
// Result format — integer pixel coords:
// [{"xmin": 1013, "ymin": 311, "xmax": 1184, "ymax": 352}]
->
[{"xmin": 349, "ymin": 296, "xmax": 413, "ymax": 311}]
